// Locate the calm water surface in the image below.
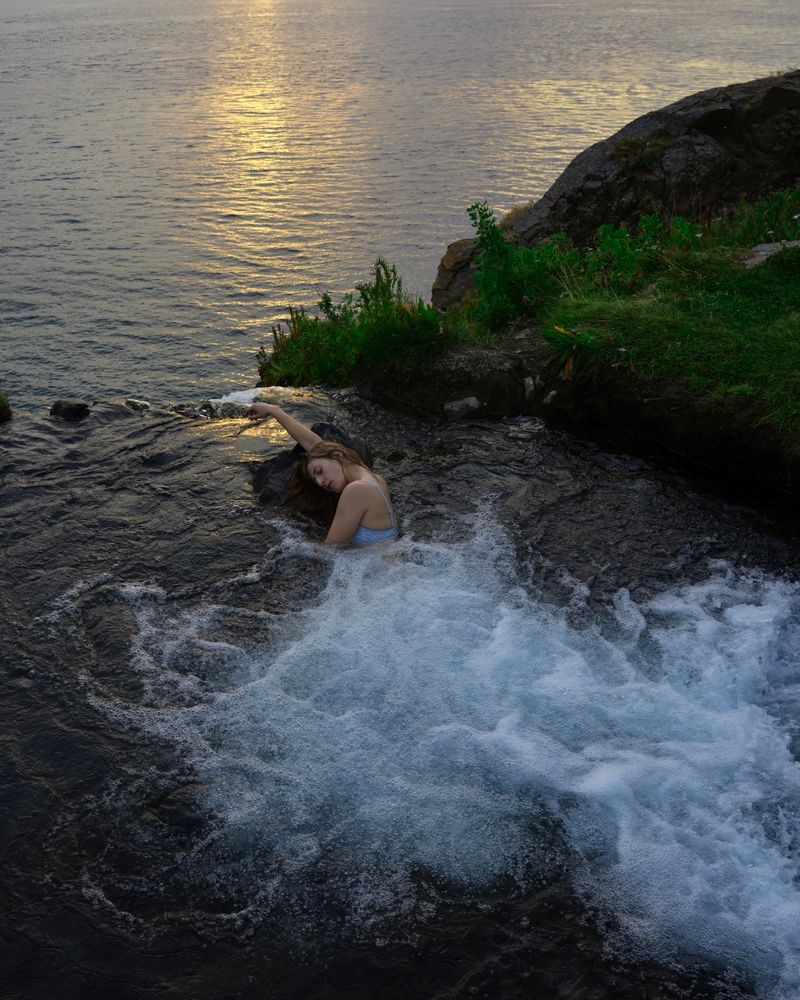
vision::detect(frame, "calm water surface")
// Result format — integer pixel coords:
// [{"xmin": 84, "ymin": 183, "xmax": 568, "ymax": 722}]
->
[{"xmin": 2, "ymin": 0, "xmax": 799, "ymax": 405}]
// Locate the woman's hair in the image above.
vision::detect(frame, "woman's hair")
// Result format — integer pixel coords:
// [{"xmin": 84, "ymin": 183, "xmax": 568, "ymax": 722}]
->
[{"xmin": 284, "ymin": 440, "xmax": 369, "ymax": 526}]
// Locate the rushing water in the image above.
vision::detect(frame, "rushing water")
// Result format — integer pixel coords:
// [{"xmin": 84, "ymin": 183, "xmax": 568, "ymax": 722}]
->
[
  {"xmin": 2, "ymin": 393, "xmax": 799, "ymax": 998},
  {"xmin": 3, "ymin": 0, "xmax": 800, "ymax": 407},
  {"xmin": 93, "ymin": 530, "xmax": 800, "ymax": 980}
]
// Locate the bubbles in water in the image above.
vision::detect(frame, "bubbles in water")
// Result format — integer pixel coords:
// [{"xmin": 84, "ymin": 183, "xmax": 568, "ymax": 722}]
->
[{"xmin": 82, "ymin": 518, "xmax": 800, "ymax": 995}]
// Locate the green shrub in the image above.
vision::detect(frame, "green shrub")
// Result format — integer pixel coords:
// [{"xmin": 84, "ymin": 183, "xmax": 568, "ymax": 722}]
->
[
  {"xmin": 467, "ymin": 200, "xmax": 575, "ymax": 331},
  {"xmin": 258, "ymin": 258, "xmax": 462, "ymax": 386},
  {"xmin": 466, "ymin": 188, "xmax": 800, "ymax": 432},
  {"xmin": 708, "ymin": 182, "xmax": 800, "ymax": 247},
  {"xmin": 255, "ymin": 185, "xmax": 800, "ymax": 435}
]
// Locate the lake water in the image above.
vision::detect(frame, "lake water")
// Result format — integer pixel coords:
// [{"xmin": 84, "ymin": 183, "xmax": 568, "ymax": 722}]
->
[{"xmin": 2, "ymin": 0, "xmax": 799, "ymax": 407}]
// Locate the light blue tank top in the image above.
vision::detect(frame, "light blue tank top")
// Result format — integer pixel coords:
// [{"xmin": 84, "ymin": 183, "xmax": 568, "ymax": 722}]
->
[{"xmin": 352, "ymin": 480, "xmax": 399, "ymax": 546}]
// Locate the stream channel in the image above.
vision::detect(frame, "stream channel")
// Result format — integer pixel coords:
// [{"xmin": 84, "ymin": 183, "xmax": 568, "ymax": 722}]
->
[{"xmin": 2, "ymin": 389, "xmax": 799, "ymax": 1000}]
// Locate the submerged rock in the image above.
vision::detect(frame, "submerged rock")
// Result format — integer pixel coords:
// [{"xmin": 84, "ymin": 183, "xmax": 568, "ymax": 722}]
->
[
  {"xmin": 433, "ymin": 69, "xmax": 800, "ymax": 309},
  {"xmin": 0, "ymin": 395, "xmax": 11, "ymax": 423},
  {"xmin": 50, "ymin": 398, "xmax": 92, "ymax": 421},
  {"xmin": 125, "ymin": 398, "xmax": 152, "ymax": 412},
  {"xmin": 164, "ymin": 399, "xmax": 249, "ymax": 419}
]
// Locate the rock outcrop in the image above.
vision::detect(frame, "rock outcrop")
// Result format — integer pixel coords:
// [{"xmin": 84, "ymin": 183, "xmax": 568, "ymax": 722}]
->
[
  {"xmin": 432, "ymin": 70, "xmax": 800, "ymax": 309},
  {"xmin": 50, "ymin": 398, "xmax": 92, "ymax": 421}
]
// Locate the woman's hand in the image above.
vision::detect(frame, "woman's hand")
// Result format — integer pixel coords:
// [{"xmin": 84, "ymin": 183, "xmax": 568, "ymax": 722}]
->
[
  {"xmin": 243, "ymin": 403, "xmax": 322, "ymax": 451},
  {"xmin": 244, "ymin": 402, "xmax": 276, "ymax": 420}
]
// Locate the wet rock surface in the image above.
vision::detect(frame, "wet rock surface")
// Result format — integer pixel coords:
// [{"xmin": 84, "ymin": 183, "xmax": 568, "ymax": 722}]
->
[
  {"xmin": 1, "ymin": 394, "xmax": 796, "ymax": 1000},
  {"xmin": 361, "ymin": 334, "xmax": 800, "ymax": 499},
  {"xmin": 50, "ymin": 397, "xmax": 92, "ymax": 421}
]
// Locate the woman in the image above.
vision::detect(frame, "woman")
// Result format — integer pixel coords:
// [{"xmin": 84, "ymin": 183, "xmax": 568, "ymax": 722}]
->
[{"xmin": 244, "ymin": 402, "xmax": 399, "ymax": 547}]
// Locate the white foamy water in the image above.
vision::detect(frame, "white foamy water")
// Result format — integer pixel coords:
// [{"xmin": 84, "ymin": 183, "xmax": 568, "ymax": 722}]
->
[{"xmin": 90, "ymin": 520, "xmax": 800, "ymax": 996}]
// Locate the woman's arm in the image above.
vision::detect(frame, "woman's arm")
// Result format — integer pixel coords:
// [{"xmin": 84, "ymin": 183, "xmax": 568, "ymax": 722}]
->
[
  {"xmin": 244, "ymin": 403, "xmax": 322, "ymax": 452},
  {"xmin": 324, "ymin": 483, "xmax": 370, "ymax": 545}
]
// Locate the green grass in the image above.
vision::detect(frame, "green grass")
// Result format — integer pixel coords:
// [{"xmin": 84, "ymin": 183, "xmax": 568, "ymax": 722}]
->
[
  {"xmin": 469, "ymin": 185, "xmax": 800, "ymax": 433},
  {"xmin": 258, "ymin": 258, "xmax": 481, "ymax": 386},
  {"xmin": 255, "ymin": 185, "xmax": 800, "ymax": 438}
]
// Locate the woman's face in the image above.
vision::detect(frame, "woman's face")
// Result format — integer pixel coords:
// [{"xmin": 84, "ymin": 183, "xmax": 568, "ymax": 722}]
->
[{"xmin": 308, "ymin": 455, "xmax": 346, "ymax": 493}]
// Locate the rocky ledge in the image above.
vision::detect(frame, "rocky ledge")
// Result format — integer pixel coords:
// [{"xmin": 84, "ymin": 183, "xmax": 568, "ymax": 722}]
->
[
  {"xmin": 433, "ymin": 69, "xmax": 800, "ymax": 310},
  {"xmin": 370, "ymin": 330, "xmax": 800, "ymax": 499},
  {"xmin": 420, "ymin": 71, "xmax": 800, "ymax": 498}
]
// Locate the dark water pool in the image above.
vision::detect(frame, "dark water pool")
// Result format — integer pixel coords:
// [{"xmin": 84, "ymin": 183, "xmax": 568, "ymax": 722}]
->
[{"xmin": 2, "ymin": 394, "xmax": 799, "ymax": 999}]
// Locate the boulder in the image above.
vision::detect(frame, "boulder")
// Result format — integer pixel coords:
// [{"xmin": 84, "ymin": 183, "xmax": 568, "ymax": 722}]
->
[
  {"xmin": 50, "ymin": 398, "xmax": 92, "ymax": 421},
  {"xmin": 432, "ymin": 69, "xmax": 800, "ymax": 309}
]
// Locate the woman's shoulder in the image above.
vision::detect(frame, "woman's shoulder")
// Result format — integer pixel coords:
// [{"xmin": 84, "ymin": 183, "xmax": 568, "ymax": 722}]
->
[{"xmin": 342, "ymin": 476, "xmax": 389, "ymax": 501}]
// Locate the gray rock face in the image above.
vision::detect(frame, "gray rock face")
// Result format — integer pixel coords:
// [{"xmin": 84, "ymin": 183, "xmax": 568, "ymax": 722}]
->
[
  {"xmin": 742, "ymin": 240, "xmax": 800, "ymax": 267},
  {"xmin": 432, "ymin": 70, "xmax": 800, "ymax": 309},
  {"xmin": 50, "ymin": 398, "xmax": 92, "ymax": 421},
  {"xmin": 443, "ymin": 396, "xmax": 481, "ymax": 421}
]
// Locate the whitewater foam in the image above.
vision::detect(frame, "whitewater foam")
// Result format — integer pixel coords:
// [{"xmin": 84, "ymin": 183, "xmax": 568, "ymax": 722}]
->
[{"xmin": 83, "ymin": 521, "xmax": 800, "ymax": 995}]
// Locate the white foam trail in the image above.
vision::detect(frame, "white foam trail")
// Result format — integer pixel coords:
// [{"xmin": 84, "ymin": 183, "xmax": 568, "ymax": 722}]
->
[
  {"xmin": 213, "ymin": 388, "xmax": 264, "ymax": 405},
  {"xmin": 94, "ymin": 523, "xmax": 800, "ymax": 994}
]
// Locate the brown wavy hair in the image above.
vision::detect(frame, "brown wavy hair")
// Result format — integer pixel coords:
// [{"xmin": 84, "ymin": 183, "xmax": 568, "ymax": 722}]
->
[{"xmin": 284, "ymin": 440, "xmax": 369, "ymax": 526}]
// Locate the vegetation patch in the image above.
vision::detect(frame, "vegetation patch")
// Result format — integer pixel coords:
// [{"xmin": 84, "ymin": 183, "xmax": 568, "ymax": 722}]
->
[
  {"xmin": 468, "ymin": 184, "xmax": 800, "ymax": 436},
  {"xmin": 0, "ymin": 393, "xmax": 11, "ymax": 423},
  {"xmin": 610, "ymin": 131, "xmax": 676, "ymax": 170},
  {"xmin": 255, "ymin": 184, "xmax": 800, "ymax": 447},
  {"xmin": 258, "ymin": 259, "xmax": 482, "ymax": 387}
]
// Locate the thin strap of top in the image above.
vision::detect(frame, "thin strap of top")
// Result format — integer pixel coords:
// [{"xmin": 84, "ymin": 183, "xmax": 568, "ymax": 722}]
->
[{"xmin": 362, "ymin": 479, "xmax": 396, "ymax": 527}]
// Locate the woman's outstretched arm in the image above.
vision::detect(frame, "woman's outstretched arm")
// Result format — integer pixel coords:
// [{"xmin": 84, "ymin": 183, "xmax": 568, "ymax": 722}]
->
[{"xmin": 244, "ymin": 402, "xmax": 322, "ymax": 452}]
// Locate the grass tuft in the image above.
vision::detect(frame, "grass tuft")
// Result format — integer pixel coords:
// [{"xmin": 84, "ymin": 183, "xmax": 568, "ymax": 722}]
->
[{"xmin": 258, "ymin": 259, "xmax": 481, "ymax": 387}]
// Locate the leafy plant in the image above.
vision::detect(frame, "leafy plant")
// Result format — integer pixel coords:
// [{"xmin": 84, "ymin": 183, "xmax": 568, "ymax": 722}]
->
[
  {"xmin": 708, "ymin": 182, "xmax": 800, "ymax": 246},
  {"xmin": 258, "ymin": 258, "xmax": 464, "ymax": 386},
  {"xmin": 467, "ymin": 200, "xmax": 572, "ymax": 331}
]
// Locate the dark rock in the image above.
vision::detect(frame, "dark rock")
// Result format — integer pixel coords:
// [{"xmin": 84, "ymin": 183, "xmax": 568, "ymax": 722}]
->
[
  {"xmin": 50, "ymin": 398, "xmax": 92, "ymax": 421},
  {"xmin": 380, "ymin": 333, "xmax": 800, "ymax": 498},
  {"xmin": 124, "ymin": 398, "xmax": 152, "ymax": 412},
  {"xmin": 252, "ymin": 422, "xmax": 373, "ymax": 506},
  {"xmin": 430, "ymin": 236, "xmax": 479, "ymax": 312},
  {"xmin": 369, "ymin": 347, "xmax": 527, "ymax": 418},
  {"xmin": 432, "ymin": 69, "xmax": 800, "ymax": 309}
]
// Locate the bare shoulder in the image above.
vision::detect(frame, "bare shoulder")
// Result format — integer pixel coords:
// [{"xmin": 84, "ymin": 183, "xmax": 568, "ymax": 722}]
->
[
  {"xmin": 346, "ymin": 476, "xmax": 390, "ymax": 499},
  {"xmin": 341, "ymin": 478, "xmax": 391, "ymax": 508},
  {"xmin": 339, "ymin": 480, "xmax": 374, "ymax": 505}
]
